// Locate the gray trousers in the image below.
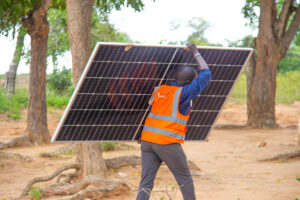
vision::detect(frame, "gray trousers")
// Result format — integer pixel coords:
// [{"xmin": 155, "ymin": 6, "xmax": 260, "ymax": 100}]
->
[{"xmin": 136, "ymin": 141, "xmax": 195, "ymax": 200}]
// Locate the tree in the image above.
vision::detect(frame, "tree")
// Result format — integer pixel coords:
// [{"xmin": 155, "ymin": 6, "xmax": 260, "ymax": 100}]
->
[
  {"xmin": 4, "ymin": 27, "xmax": 26, "ymax": 98},
  {"xmin": 0, "ymin": 0, "xmax": 53, "ymax": 147},
  {"xmin": 164, "ymin": 17, "xmax": 222, "ymax": 46},
  {"xmin": 63, "ymin": 0, "xmax": 144, "ymax": 197},
  {"xmin": 186, "ymin": 17, "xmax": 210, "ymax": 45},
  {"xmin": 243, "ymin": 0, "xmax": 300, "ymax": 128}
]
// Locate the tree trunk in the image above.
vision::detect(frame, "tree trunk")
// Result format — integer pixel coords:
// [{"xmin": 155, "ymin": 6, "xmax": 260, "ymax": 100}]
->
[
  {"xmin": 5, "ymin": 28, "xmax": 26, "ymax": 98},
  {"xmin": 66, "ymin": 0, "xmax": 94, "ymax": 84},
  {"xmin": 21, "ymin": 0, "xmax": 52, "ymax": 144},
  {"xmin": 66, "ymin": 0, "xmax": 108, "ymax": 178},
  {"xmin": 245, "ymin": 50, "xmax": 256, "ymax": 121},
  {"xmin": 76, "ymin": 143, "xmax": 107, "ymax": 178},
  {"xmin": 247, "ymin": 1, "xmax": 280, "ymax": 128},
  {"xmin": 247, "ymin": 41, "xmax": 280, "ymax": 128}
]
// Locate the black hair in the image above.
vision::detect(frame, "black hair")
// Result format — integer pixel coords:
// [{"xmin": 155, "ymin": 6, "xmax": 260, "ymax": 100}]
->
[{"xmin": 174, "ymin": 65, "xmax": 198, "ymax": 86}]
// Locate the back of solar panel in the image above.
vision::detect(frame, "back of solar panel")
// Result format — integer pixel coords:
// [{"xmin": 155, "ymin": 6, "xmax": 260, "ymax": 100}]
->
[{"xmin": 51, "ymin": 43, "xmax": 253, "ymax": 142}]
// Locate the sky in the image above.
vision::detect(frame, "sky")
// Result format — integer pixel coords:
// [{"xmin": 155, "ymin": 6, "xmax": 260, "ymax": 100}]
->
[{"xmin": 0, "ymin": 0, "xmax": 256, "ymax": 75}]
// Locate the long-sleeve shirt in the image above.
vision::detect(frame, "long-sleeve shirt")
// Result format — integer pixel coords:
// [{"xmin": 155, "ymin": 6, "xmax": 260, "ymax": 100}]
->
[{"xmin": 167, "ymin": 69, "xmax": 212, "ymax": 115}]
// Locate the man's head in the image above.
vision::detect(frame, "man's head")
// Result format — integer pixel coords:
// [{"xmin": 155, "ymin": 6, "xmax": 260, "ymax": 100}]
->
[{"xmin": 175, "ymin": 65, "xmax": 198, "ymax": 86}]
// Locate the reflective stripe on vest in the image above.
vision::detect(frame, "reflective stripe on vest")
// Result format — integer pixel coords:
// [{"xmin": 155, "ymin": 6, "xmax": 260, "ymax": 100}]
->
[
  {"xmin": 147, "ymin": 113, "xmax": 187, "ymax": 125},
  {"xmin": 149, "ymin": 87, "xmax": 159, "ymax": 105},
  {"xmin": 143, "ymin": 126, "xmax": 185, "ymax": 140}
]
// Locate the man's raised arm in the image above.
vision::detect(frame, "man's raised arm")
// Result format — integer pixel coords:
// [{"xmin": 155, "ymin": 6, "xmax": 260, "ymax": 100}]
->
[{"xmin": 186, "ymin": 42, "xmax": 209, "ymax": 70}]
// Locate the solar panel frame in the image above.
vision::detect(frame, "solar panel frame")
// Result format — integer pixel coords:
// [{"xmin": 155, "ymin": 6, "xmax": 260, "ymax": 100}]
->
[{"xmin": 51, "ymin": 42, "xmax": 253, "ymax": 143}]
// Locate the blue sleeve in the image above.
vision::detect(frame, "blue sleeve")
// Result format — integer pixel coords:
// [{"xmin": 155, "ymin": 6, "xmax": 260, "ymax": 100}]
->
[{"xmin": 180, "ymin": 69, "xmax": 212, "ymax": 105}]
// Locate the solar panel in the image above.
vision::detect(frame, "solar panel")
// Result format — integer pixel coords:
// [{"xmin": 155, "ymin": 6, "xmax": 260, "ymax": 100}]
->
[{"xmin": 51, "ymin": 42, "xmax": 253, "ymax": 142}]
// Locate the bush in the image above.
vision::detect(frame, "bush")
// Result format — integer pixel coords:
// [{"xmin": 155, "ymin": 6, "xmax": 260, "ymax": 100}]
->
[
  {"xmin": 47, "ymin": 67, "xmax": 73, "ymax": 95},
  {"xmin": 278, "ymin": 45, "xmax": 300, "ymax": 73}
]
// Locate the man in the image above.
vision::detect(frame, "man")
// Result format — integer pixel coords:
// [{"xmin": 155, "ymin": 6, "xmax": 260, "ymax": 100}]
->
[{"xmin": 136, "ymin": 43, "xmax": 212, "ymax": 200}]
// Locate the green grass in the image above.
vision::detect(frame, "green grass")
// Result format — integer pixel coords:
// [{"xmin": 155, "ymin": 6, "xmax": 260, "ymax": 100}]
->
[
  {"xmin": 276, "ymin": 71, "xmax": 300, "ymax": 104},
  {"xmin": 46, "ymin": 90, "xmax": 72, "ymax": 108},
  {"xmin": 0, "ymin": 86, "xmax": 73, "ymax": 119},
  {"xmin": 227, "ymin": 70, "xmax": 300, "ymax": 105},
  {"xmin": 227, "ymin": 72, "xmax": 247, "ymax": 104},
  {"xmin": 0, "ymin": 87, "xmax": 28, "ymax": 119}
]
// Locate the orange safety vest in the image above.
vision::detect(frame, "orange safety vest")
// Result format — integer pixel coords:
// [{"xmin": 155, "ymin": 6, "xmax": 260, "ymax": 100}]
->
[{"xmin": 141, "ymin": 85, "xmax": 191, "ymax": 144}]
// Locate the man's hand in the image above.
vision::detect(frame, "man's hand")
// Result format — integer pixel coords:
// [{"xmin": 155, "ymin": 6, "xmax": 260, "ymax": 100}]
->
[
  {"xmin": 185, "ymin": 42, "xmax": 209, "ymax": 70},
  {"xmin": 186, "ymin": 42, "xmax": 198, "ymax": 55}
]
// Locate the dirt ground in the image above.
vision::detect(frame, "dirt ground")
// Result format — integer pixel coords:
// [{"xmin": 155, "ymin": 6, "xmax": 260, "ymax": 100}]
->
[{"xmin": 0, "ymin": 102, "xmax": 300, "ymax": 200}]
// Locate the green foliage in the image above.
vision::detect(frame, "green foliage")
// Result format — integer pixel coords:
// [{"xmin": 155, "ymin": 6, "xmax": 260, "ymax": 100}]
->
[
  {"xmin": 47, "ymin": 67, "xmax": 73, "ymax": 95},
  {"xmin": 0, "ymin": 0, "xmax": 66, "ymax": 37},
  {"xmin": 0, "ymin": 0, "xmax": 40, "ymax": 37},
  {"xmin": 91, "ymin": 16, "xmax": 132, "ymax": 49},
  {"xmin": 95, "ymin": 0, "xmax": 146, "ymax": 12},
  {"xmin": 45, "ymin": 6, "xmax": 133, "ymax": 65},
  {"xmin": 29, "ymin": 185, "xmax": 43, "ymax": 200},
  {"xmin": 166, "ymin": 17, "xmax": 214, "ymax": 46},
  {"xmin": 47, "ymin": 8, "xmax": 69, "ymax": 66},
  {"xmin": 242, "ymin": 0, "xmax": 289, "ymax": 25},
  {"xmin": 186, "ymin": 17, "xmax": 210, "ymax": 45},
  {"xmin": 242, "ymin": 0, "xmax": 261, "ymax": 25},
  {"xmin": 227, "ymin": 35, "xmax": 255, "ymax": 48},
  {"xmin": 99, "ymin": 142, "xmax": 117, "ymax": 151},
  {"xmin": 279, "ymin": 44, "xmax": 300, "ymax": 72}
]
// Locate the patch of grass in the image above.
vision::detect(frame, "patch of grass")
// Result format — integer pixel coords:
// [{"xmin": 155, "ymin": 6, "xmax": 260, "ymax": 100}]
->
[
  {"xmin": 227, "ymin": 70, "xmax": 300, "ymax": 105},
  {"xmin": 46, "ymin": 89, "xmax": 72, "ymax": 108},
  {"xmin": 0, "ymin": 87, "xmax": 28, "ymax": 119},
  {"xmin": 100, "ymin": 142, "xmax": 117, "ymax": 151},
  {"xmin": 227, "ymin": 72, "xmax": 247, "ymax": 105},
  {"xmin": 276, "ymin": 70, "xmax": 300, "ymax": 104},
  {"xmin": 29, "ymin": 185, "xmax": 43, "ymax": 200}
]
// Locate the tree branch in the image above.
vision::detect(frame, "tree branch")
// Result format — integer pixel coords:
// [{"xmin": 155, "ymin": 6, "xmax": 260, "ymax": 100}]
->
[
  {"xmin": 281, "ymin": 5, "xmax": 300, "ymax": 56},
  {"xmin": 19, "ymin": 164, "xmax": 80, "ymax": 198},
  {"xmin": 38, "ymin": 0, "xmax": 53, "ymax": 13},
  {"xmin": 276, "ymin": 0, "xmax": 293, "ymax": 38}
]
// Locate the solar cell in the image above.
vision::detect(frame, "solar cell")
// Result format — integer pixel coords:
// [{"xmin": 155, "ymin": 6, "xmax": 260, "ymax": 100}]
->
[{"xmin": 51, "ymin": 42, "xmax": 253, "ymax": 142}]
